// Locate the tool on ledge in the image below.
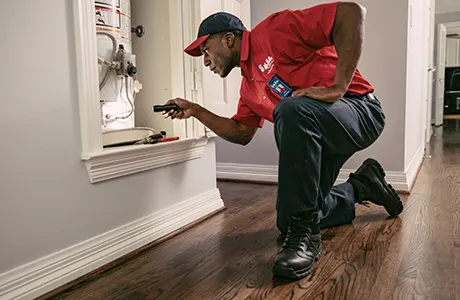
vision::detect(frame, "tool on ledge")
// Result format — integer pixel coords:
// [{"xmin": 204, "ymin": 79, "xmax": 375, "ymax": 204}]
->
[
  {"xmin": 152, "ymin": 104, "xmax": 181, "ymax": 112},
  {"xmin": 134, "ymin": 134, "xmax": 180, "ymax": 145},
  {"xmin": 134, "ymin": 133, "xmax": 164, "ymax": 145},
  {"xmin": 150, "ymin": 136, "xmax": 180, "ymax": 144}
]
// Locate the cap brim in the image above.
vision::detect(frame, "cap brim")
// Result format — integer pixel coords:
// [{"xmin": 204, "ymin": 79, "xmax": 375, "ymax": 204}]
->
[{"xmin": 184, "ymin": 34, "xmax": 210, "ymax": 57}]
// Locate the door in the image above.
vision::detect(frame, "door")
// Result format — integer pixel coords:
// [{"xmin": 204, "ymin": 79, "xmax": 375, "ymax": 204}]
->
[
  {"xmin": 199, "ymin": 0, "xmax": 251, "ymax": 134},
  {"xmin": 435, "ymin": 23, "xmax": 447, "ymax": 126},
  {"xmin": 425, "ymin": 0, "xmax": 435, "ymax": 144}
]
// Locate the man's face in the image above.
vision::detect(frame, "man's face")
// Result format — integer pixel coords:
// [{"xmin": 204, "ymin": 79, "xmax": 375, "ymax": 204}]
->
[{"xmin": 200, "ymin": 33, "xmax": 235, "ymax": 78}]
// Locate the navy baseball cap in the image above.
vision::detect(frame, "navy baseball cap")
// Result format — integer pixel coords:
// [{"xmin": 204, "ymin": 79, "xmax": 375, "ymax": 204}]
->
[{"xmin": 184, "ymin": 12, "xmax": 246, "ymax": 57}]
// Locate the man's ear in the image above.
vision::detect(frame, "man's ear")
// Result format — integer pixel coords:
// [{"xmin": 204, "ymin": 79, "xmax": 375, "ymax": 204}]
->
[{"xmin": 223, "ymin": 32, "xmax": 236, "ymax": 47}]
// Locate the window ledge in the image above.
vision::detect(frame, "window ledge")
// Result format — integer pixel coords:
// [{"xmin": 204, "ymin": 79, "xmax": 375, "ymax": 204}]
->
[{"xmin": 82, "ymin": 137, "xmax": 208, "ymax": 183}]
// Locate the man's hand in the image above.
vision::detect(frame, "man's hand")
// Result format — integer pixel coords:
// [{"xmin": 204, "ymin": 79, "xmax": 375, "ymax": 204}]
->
[
  {"xmin": 292, "ymin": 84, "xmax": 346, "ymax": 102},
  {"xmin": 161, "ymin": 98, "xmax": 257, "ymax": 145},
  {"xmin": 163, "ymin": 98, "xmax": 195, "ymax": 120}
]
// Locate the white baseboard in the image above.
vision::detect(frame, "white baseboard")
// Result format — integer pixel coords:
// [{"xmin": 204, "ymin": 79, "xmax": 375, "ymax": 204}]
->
[
  {"xmin": 217, "ymin": 163, "xmax": 279, "ymax": 183},
  {"xmin": 404, "ymin": 146, "xmax": 425, "ymax": 191},
  {"xmin": 0, "ymin": 189, "xmax": 224, "ymax": 300},
  {"xmin": 217, "ymin": 158, "xmax": 424, "ymax": 193}
]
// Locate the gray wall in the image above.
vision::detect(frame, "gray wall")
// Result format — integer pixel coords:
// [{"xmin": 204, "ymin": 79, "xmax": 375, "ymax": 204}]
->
[
  {"xmin": 216, "ymin": 0, "xmax": 409, "ymax": 172},
  {"xmin": 0, "ymin": 0, "xmax": 217, "ymax": 274},
  {"xmin": 132, "ymin": 0, "xmax": 174, "ymax": 134},
  {"xmin": 436, "ymin": 11, "xmax": 460, "ymax": 23}
]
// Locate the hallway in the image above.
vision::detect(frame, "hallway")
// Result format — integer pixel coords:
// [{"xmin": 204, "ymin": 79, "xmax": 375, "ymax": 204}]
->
[{"xmin": 43, "ymin": 121, "xmax": 460, "ymax": 300}]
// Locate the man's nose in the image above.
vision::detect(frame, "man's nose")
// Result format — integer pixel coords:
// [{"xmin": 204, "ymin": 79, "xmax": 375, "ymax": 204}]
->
[{"xmin": 203, "ymin": 56, "xmax": 211, "ymax": 67}]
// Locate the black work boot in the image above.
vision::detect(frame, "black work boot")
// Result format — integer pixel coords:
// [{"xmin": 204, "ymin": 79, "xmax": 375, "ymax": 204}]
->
[
  {"xmin": 347, "ymin": 158, "xmax": 403, "ymax": 216},
  {"xmin": 272, "ymin": 212, "xmax": 322, "ymax": 280}
]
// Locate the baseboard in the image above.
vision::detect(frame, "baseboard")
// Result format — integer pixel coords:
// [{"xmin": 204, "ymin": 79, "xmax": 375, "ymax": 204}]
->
[
  {"xmin": 404, "ymin": 146, "xmax": 425, "ymax": 192},
  {"xmin": 0, "ymin": 189, "xmax": 224, "ymax": 300},
  {"xmin": 216, "ymin": 163, "xmax": 279, "ymax": 183},
  {"xmin": 217, "ymin": 161, "xmax": 422, "ymax": 193}
]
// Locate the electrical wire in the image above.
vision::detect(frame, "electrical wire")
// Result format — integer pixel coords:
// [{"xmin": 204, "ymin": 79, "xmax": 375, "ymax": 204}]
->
[
  {"xmin": 104, "ymin": 76, "xmax": 136, "ymax": 124},
  {"xmin": 97, "ymin": 31, "xmax": 117, "ymax": 90},
  {"xmin": 123, "ymin": 76, "xmax": 135, "ymax": 119}
]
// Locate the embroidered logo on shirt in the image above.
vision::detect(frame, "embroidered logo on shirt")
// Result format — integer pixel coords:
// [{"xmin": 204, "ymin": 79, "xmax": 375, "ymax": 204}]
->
[
  {"xmin": 268, "ymin": 74, "xmax": 292, "ymax": 99},
  {"xmin": 258, "ymin": 56, "xmax": 274, "ymax": 74}
]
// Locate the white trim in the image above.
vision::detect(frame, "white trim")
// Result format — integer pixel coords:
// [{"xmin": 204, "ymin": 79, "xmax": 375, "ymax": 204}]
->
[
  {"xmin": 335, "ymin": 169, "xmax": 409, "ymax": 192},
  {"xmin": 169, "ymin": 0, "xmax": 189, "ymax": 139},
  {"xmin": 404, "ymin": 146, "xmax": 425, "ymax": 191},
  {"xmin": 83, "ymin": 138, "xmax": 208, "ymax": 183},
  {"xmin": 178, "ymin": 0, "xmax": 212, "ymax": 139},
  {"xmin": 206, "ymin": 131, "xmax": 218, "ymax": 138},
  {"xmin": 216, "ymin": 162, "xmax": 420, "ymax": 193},
  {"xmin": 217, "ymin": 163, "xmax": 279, "ymax": 183},
  {"xmin": 0, "ymin": 188, "xmax": 224, "ymax": 300},
  {"xmin": 72, "ymin": 0, "xmax": 208, "ymax": 183},
  {"xmin": 73, "ymin": 0, "xmax": 103, "ymax": 156}
]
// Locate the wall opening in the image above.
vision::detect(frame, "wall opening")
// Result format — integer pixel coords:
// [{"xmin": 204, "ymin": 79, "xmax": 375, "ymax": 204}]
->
[{"xmin": 94, "ymin": 0, "xmax": 190, "ymax": 149}]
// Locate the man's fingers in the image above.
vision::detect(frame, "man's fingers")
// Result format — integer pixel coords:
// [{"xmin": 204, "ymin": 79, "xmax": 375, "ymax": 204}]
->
[
  {"xmin": 176, "ymin": 111, "xmax": 185, "ymax": 119},
  {"xmin": 170, "ymin": 111, "xmax": 181, "ymax": 119},
  {"xmin": 163, "ymin": 109, "xmax": 174, "ymax": 118},
  {"xmin": 292, "ymin": 88, "xmax": 312, "ymax": 97},
  {"xmin": 161, "ymin": 98, "xmax": 191, "ymax": 119}
]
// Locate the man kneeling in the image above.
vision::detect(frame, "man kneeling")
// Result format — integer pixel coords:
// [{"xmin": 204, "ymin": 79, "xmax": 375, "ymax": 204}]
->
[{"xmin": 162, "ymin": 1, "xmax": 403, "ymax": 280}]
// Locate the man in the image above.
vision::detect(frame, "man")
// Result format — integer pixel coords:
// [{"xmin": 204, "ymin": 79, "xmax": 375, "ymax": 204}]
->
[{"xmin": 163, "ymin": 1, "xmax": 403, "ymax": 280}]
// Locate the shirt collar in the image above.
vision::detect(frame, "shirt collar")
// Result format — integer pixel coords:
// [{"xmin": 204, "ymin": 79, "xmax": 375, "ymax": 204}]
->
[
  {"xmin": 240, "ymin": 30, "xmax": 250, "ymax": 76},
  {"xmin": 241, "ymin": 30, "xmax": 250, "ymax": 62}
]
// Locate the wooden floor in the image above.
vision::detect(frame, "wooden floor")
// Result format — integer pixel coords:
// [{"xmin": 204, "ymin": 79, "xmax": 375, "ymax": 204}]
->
[{"xmin": 46, "ymin": 121, "xmax": 460, "ymax": 300}]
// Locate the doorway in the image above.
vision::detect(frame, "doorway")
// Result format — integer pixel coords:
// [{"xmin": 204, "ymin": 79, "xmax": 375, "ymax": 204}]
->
[{"xmin": 433, "ymin": 21, "xmax": 460, "ymax": 126}]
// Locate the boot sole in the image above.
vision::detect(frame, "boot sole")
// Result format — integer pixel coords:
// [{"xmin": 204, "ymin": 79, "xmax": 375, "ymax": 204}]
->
[
  {"xmin": 363, "ymin": 158, "xmax": 403, "ymax": 216},
  {"xmin": 272, "ymin": 248, "xmax": 323, "ymax": 280}
]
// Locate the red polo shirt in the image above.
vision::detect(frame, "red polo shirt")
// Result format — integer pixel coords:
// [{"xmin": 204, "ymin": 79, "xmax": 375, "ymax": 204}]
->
[{"xmin": 232, "ymin": 1, "xmax": 374, "ymax": 128}]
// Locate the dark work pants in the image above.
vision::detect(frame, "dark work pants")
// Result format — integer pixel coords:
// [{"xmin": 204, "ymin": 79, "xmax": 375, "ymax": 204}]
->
[{"xmin": 273, "ymin": 93, "xmax": 386, "ymax": 232}]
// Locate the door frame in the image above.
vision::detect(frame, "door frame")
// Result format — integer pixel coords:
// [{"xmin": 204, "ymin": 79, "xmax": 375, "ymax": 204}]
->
[
  {"xmin": 70, "ymin": 0, "xmax": 211, "ymax": 184},
  {"xmin": 424, "ymin": 0, "xmax": 435, "ymax": 145},
  {"xmin": 435, "ymin": 23, "xmax": 447, "ymax": 126},
  {"xmin": 434, "ymin": 21, "xmax": 460, "ymax": 127},
  {"xmin": 184, "ymin": 0, "xmax": 252, "ymax": 137}
]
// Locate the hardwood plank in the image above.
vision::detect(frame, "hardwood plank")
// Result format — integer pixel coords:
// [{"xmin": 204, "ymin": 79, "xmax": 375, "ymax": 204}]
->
[
  {"xmin": 393, "ymin": 161, "xmax": 437, "ymax": 299},
  {"xmin": 43, "ymin": 121, "xmax": 460, "ymax": 300},
  {"xmin": 456, "ymin": 248, "xmax": 460, "ymax": 300}
]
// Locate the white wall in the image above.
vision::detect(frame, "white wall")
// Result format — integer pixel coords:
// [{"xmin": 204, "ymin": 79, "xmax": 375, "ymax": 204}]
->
[
  {"xmin": 1, "ymin": 0, "xmax": 217, "ymax": 278},
  {"xmin": 216, "ymin": 0, "xmax": 410, "ymax": 173},
  {"xmin": 404, "ymin": 0, "xmax": 430, "ymax": 172}
]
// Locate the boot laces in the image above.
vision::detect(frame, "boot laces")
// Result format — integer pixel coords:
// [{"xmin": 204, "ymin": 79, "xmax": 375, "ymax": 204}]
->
[
  {"xmin": 349, "ymin": 172, "xmax": 372, "ymax": 207},
  {"xmin": 282, "ymin": 217, "xmax": 314, "ymax": 250},
  {"xmin": 359, "ymin": 200, "xmax": 370, "ymax": 208}
]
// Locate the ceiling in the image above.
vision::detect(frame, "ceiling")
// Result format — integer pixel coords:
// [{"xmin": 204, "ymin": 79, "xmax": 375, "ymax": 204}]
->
[{"xmin": 436, "ymin": 0, "xmax": 460, "ymax": 14}]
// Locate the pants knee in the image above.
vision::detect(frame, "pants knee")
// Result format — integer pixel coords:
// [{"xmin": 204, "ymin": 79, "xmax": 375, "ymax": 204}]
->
[
  {"xmin": 273, "ymin": 98, "xmax": 296, "ymax": 122},
  {"xmin": 273, "ymin": 96, "xmax": 324, "ymax": 121},
  {"xmin": 273, "ymin": 97, "xmax": 312, "ymax": 124}
]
